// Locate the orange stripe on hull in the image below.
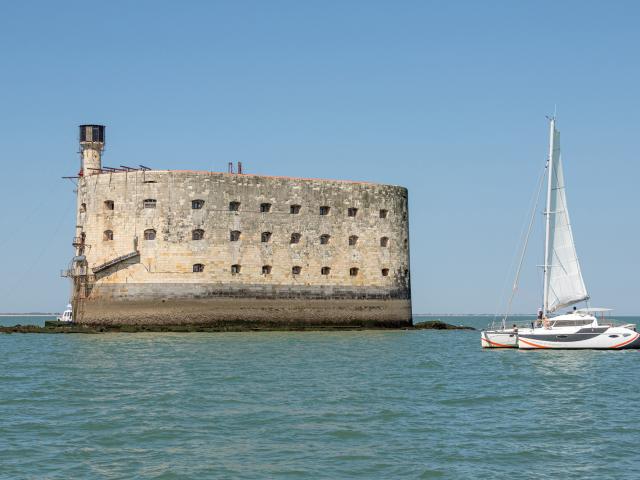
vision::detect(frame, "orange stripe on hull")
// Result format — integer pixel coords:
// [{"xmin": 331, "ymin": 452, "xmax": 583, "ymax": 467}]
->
[
  {"xmin": 519, "ymin": 332, "xmax": 640, "ymax": 349},
  {"xmin": 517, "ymin": 337, "xmax": 550, "ymax": 349},
  {"xmin": 482, "ymin": 336, "xmax": 515, "ymax": 348},
  {"xmin": 611, "ymin": 333, "xmax": 640, "ymax": 349}
]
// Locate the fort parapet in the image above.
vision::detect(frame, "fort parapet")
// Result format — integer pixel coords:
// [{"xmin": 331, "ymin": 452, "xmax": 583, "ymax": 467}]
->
[{"xmin": 69, "ymin": 126, "xmax": 411, "ymax": 328}]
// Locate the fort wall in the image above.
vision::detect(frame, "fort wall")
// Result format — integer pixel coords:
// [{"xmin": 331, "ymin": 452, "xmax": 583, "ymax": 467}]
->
[{"xmin": 73, "ymin": 170, "xmax": 411, "ymax": 327}]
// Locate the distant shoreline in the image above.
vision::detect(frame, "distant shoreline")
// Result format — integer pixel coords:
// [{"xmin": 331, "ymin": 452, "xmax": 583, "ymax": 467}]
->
[
  {"xmin": 415, "ymin": 313, "xmax": 640, "ymax": 317},
  {"xmin": 415, "ymin": 313, "xmax": 534, "ymax": 317},
  {"xmin": 2, "ymin": 313, "xmax": 638, "ymax": 317}
]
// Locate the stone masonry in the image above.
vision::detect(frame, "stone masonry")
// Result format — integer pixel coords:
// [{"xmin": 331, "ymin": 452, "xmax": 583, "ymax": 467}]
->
[{"xmin": 73, "ymin": 170, "xmax": 412, "ymax": 327}]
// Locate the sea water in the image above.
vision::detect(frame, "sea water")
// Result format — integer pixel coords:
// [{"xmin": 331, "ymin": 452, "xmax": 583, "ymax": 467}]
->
[{"xmin": 1, "ymin": 315, "xmax": 639, "ymax": 479}]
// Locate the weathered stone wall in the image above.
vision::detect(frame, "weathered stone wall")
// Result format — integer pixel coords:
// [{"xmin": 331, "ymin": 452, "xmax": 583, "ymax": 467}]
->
[{"xmin": 74, "ymin": 170, "xmax": 411, "ymax": 326}]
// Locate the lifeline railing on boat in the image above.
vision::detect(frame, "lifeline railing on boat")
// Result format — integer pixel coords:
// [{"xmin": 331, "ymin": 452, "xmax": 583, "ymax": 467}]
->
[
  {"xmin": 486, "ymin": 318, "xmax": 637, "ymax": 331},
  {"xmin": 485, "ymin": 319, "xmax": 534, "ymax": 331}
]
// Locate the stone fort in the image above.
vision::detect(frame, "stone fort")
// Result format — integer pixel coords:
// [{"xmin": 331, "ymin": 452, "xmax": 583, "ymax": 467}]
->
[{"xmin": 69, "ymin": 125, "xmax": 412, "ymax": 327}]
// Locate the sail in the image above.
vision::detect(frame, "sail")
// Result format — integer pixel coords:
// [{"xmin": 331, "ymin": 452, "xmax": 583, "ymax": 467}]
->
[{"xmin": 544, "ymin": 126, "xmax": 589, "ymax": 312}]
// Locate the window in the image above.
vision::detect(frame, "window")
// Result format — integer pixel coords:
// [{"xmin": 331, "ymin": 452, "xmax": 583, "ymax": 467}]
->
[
  {"xmin": 260, "ymin": 203, "xmax": 272, "ymax": 213},
  {"xmin": 192, "ymin": 229, "xmax": 204, "ymax": 240},
  {"xmin": 320, "ymin": 234, "xmax": 331, "ymax": 245},
  {"xmin": 193, "ymin": 263, "xmax": 204, "ymax": 273},
  {"xmin": 350, "ymin": 267, "xmax": 359, "ymax": 277},
  {"xmin": 230, "ymin": 230, "xmax": 241, "ymax": 241},
  {"xmin": 231, "ymin": 264, "xmax": 241, "ymax": 274},
  {"xmin": 349, "ymin": 235, "xmax": 358, "ymax": 246},
  {"xmin": 290, "ymin": 233, "xmax": 301, "ymax": 244},
  {"xmin": 319, "ymin": 206, "xmax": 330, "ymax": 216},
  {"xmin": 380, "ymin": 236, "xmax": 389, "ymax": 247},
  {"xmin": 379, "ymin": 209, "xmax": 388, "ymax": 219},
  {"xmin": 552, "ymin": 319, "xmax": 593, "ymax": 327},
  {"xmin": 290, "ymin": 204, "xmax": 301, "ymax": 214},
  {"xmin": 229, "ymin": 201, "xmax": 240, "ymax": 211},
  {"xmin": 103, "ymin": 230, "xmax": 113, "ymax": 241},
  {"xmin": 143, "ymin": 199, "xmax": 157, "ymax": 209},
  {"xmin": 144, "ymin": 229, "xmax": 156, "ymax": 240},
  {"xmin": 92, "ymin": 125, "xmax": 103, "ymax": 142},
  {"xmin": 348, "ymin": 208, "xmax": 358, "ymax": 217},
  {"xmin": 104, "ymin": 200, "xmax": 114, "ymax": 211},
  {"xmin": 381, "ymin": 268, "xmax": 389, "ymax": 277},
  {"xmin": 292, "ymin": 266, "xmax": 302, "ymax": 275},
  {"xmin": 192, "ymin": 199, "xmax": 204, "ymax": 209},
  {"xmin": 321, "ymin": 266, "xmax": 331, "ymax": 275},
  {"xmin": 404, "ymin": 238, "xmax": 408, "ymax": 249},
  {"xmin": 80, "ymin": 203, "xmax": 86, "ymax": 213},
  {"xmin": 261, "ymin": 232, "xmax": 272, "ymax": 243},
  {"xmin": 262, "ymin": 265, "xmax": 272, "ymax": 275}
]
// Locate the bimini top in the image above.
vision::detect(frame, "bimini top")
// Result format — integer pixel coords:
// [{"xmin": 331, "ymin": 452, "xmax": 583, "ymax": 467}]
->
[{"xmin": 575, "ymin": 308, "xmax": 612, "ymax": 313}]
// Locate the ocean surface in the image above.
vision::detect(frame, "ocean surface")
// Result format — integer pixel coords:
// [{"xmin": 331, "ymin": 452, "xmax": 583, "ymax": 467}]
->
[{"xmin": 1, "ymin": 315, "xmax": 639, "ymax": 479}]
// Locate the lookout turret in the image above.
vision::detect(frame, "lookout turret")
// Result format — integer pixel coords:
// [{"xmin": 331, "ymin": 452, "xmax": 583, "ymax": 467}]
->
[{"xmin": 79, "ymin": 124, "xmax": 105, "ymax": 175}]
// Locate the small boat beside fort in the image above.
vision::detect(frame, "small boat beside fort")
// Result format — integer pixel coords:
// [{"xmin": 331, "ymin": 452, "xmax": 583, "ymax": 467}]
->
[
  {"xmin": 43, "ymin": 303, "xmax": 74, "ymax": 327},
  {"xmin": 56, "ymin": 304, "xmax": 73, "ymax": 323},
  {"xmin": 482, "ymin": 117, "xmax": 638, "ymax": 349}
]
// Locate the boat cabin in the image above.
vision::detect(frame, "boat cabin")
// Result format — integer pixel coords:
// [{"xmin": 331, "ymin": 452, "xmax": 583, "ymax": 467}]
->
[
  {"xmin": 58, "ymin": 304, "xmax": 73, "ymax": 323},
  {"xmin": 548, "ymin": 314, "xmax": 596, "ymax": 328}
]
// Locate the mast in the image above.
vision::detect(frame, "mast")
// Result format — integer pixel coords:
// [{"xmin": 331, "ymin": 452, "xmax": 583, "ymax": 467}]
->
[{"xmin": 542, "ymin": 117, "xmax": 555, "ymax": 317}]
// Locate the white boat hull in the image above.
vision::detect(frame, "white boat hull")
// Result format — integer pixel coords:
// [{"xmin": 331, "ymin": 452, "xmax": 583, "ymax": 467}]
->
[
  {"xmin": 481, "ymin": 330, "xmax": 518, "ymax": 348},
  {"xmin": 518, "ymin": 326, "xmax": 640, "ymax": 350}
]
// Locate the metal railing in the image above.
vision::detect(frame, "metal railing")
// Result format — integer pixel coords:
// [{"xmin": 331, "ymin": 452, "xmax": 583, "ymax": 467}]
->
[{"xmin": 92, "ymin": 251, "xmax": 140, "ymax": 273}]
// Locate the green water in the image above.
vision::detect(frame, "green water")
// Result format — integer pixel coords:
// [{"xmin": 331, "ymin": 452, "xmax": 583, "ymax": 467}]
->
[{"xmin": 1, "ymin": 315, "xmax": 639, "ymax": 479}]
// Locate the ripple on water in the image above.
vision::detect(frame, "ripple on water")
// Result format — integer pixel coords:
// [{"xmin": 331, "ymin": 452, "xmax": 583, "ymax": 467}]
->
[{"xmin": 1, "ymin": 319, "xmax": 640, "ymax": 479}]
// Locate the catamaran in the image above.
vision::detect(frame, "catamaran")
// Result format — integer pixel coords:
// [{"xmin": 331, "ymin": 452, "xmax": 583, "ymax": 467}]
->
[{"xmin": 482, "ymin": 118, "xmax": 639, "ymax": 349}]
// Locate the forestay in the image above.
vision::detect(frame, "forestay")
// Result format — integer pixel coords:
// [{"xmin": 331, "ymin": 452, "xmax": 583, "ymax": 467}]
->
[{"xmin": 544, "ymin": 125, "xmax": 589, "ymax": 313}]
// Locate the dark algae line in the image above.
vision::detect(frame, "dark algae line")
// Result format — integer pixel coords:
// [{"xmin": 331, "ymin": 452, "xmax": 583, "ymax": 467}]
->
[{"xmin": 0, "ymin": 320, "xmax": 474, "ymax": 334}]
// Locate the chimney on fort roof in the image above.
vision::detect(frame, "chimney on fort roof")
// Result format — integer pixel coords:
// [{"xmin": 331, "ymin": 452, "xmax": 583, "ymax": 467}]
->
[{"xmin": 79, "ymin": 124, "xmax": 105, "ymax": 175}]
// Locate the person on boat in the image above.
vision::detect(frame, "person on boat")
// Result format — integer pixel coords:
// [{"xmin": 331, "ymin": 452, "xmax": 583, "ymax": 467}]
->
[
  {"xmin": 512, "ymin": 324, "xmax": 518, "ymax": 333},
  {"xmin": 537, "ymin": 308, "xmax": 543, "ymax": 320}
]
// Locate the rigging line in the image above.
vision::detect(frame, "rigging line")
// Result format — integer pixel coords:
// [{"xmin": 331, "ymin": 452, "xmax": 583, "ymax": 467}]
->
[
  {"xmin": 0, "ymin": 194, "xmax": 57, "ymax": 250},
  {"xmin": 493, "ymin": 160, "xmax": 547, "ymax": 326},
  {"xmin": 501, "ymin": 162, "xmax": 547, "ymax": 325},
  {"xmin": 1, "ymin": 201, "xmax": 75, "ymax": 308}
]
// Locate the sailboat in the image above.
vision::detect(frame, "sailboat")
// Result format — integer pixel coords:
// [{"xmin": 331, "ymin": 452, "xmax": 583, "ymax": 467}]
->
[{"xmin": 482, "ymin": 118, "xmax": 639, "ymax": 349}]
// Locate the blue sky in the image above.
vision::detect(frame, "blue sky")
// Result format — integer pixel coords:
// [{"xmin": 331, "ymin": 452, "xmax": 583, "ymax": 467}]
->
[{"xmin": 0, "ymin": 0, "xmax": 638, "ymax": 313}]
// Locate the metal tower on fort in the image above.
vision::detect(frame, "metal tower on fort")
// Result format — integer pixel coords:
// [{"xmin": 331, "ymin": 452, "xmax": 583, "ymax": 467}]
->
[{"xmin": 79, "ymin": 125, "xmax": 105, "ymax": 176}]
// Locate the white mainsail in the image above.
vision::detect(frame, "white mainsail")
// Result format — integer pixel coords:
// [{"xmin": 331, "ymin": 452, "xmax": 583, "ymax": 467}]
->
[{"xmin": 543, "ymin": 120, "xmax": 589, "ymax": 313}]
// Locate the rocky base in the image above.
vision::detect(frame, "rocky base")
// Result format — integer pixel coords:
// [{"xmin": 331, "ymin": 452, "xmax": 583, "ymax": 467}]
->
[
  {"xmin": 74, "ymin": 297, "xmax": 413, "ymax": 326},
  {"xmin": 412, "ymin": 320, "xmax": 476, "ymax": 330},
  {"xmin": 1, "ymin": 320, "xmax": 474, "ymax": 334}
]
